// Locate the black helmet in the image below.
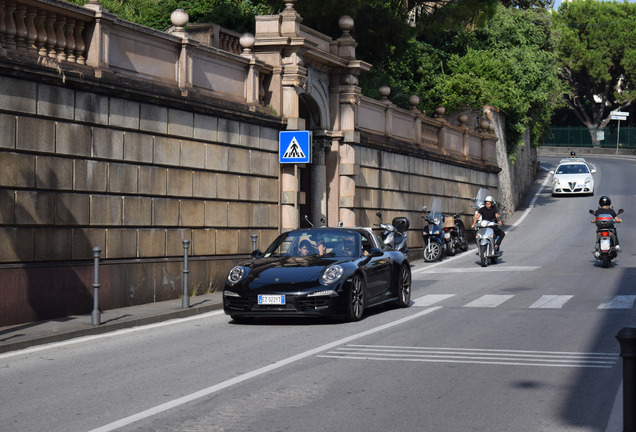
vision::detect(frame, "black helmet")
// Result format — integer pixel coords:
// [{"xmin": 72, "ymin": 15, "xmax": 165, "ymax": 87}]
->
[
  {"xmin": 599, "ymin": 196, "xmax": 611, "ymax": 206},
  {"xmin": 570, "ymin": 151, "xmax": 576, "ymax": 157}
]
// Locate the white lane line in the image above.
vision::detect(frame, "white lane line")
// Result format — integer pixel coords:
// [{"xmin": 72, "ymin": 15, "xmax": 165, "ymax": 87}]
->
[
  {"xmin": 412, "ymin": 294, "xmax": 456, "ymax": 307},
  {"xmin": 529, "ymin": 295, "xmax": 574, "ymax": 309},
  {"xmin": 424, "ymin": 266, "xmax": 540, "ymax": 273},
  {"xmin": 87, "ymin": 306, "xmax": 443, "ymax": 432},
  {"xmin": 597, "ymin": 295, "xmax": 636, "ymax": 309},
  {"xmin": 464, "ymin": 295, "xmax": 514, "ymax": 308},
  {"xmin": 0, "ymin": 310, "xmax": 225, "ymax": 361},
  {"xmin": 319, "ymin": 345, "xmax": 618, "ymax": 368}
]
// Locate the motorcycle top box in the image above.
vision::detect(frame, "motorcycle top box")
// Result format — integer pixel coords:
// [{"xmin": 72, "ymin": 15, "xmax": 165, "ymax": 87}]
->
[{"xmin": 392, "ymin": 217, "xmax": 410, "ymax": 232}]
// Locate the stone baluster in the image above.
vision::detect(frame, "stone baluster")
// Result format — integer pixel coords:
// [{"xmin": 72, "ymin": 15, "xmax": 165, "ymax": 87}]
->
[
  {"xmin": 73, "ymin": 20, "xmax": 85, "ymax": 64},
  {"xmin": 35, "ymin": 9, "xmax": 47, "ymax": 57},
  {"xmin": 4, "ymin": 1, "xmax": 17, "ymax": 50},
  {"xmin": 13, "ymin": 3, "xmax": 26, "ymax": 50},
  {"xmin": 65, "ymin": 18, "xmax": 76, "ymax": 63},
  {"xmin": 54, "ymin": 15, "xmax": 66, "ymax": 61},
  {"xmin": 45, "ymin": 12, "xmax": 57, "ymax": 58},
  {"xmin": 25, "ymin": 6, "xmax": 37, "ymax": 53},
  {"xmin": 0, "ymin": 0, "xmax": 7, "ymax": 49}
]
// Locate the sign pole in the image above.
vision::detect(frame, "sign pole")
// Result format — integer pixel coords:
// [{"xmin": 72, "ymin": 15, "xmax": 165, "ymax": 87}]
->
[{"xmin": 616, "ymin": 119, "xmax": 621, "ymax": 155}]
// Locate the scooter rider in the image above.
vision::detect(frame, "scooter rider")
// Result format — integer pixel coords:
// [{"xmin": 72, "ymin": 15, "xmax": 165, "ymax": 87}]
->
[
  {"xmin": 594, "ymin": 196, "xmax": 622, "ymax": 251},
  {"xmin": 471, "ymin": 196, "xmax": 505, "ymax": 251}
]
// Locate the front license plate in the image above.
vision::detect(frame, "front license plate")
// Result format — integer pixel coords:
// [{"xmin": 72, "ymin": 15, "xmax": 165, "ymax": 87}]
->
[
  {"xmin": 258, "ymin": 295, "xmax": 286, "ymax": 305},
  {"xmin": 600, "ymin": 238, "xmax": 611, "ymax": 251}
]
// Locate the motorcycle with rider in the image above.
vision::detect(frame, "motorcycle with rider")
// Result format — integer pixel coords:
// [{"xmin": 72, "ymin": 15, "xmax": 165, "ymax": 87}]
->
[
  {"xmin": 589, "ymin": 195, "xmax": 623, "ymax": 268},
  {"xmin": 471, "ymin": 189, "xmax": 505, "ymax": 267}
]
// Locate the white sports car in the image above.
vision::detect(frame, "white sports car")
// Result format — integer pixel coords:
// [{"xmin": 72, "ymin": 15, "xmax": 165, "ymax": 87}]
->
[{"xmin": 550, "ymin": 158, "xmax": 595, "ymax": 196}]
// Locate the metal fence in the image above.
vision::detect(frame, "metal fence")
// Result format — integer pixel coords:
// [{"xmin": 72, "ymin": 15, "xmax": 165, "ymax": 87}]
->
[{"xmin": 542, "ymin": 126, "xmax": 636, "ymax": 149}]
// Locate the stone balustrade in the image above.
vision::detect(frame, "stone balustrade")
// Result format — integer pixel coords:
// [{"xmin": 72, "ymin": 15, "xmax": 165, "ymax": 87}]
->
[{"xmin": 0, "ymin": 0, "xmax": 92, "ymax": 64}]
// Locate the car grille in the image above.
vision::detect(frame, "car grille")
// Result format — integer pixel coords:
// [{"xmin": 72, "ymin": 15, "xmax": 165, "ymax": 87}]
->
[
  {"xmin": 225, "ymin": 297, "xmax": 249, "ymax": 310},
  {"xmin": 297, "ymin": 296, "xmax": 331, "ymax": 310}
]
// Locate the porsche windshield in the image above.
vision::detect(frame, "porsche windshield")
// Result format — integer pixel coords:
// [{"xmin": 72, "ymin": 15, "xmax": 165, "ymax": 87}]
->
[{"xmin": 263, "ymin": 229, "xmax": 362, "ymax": 258}]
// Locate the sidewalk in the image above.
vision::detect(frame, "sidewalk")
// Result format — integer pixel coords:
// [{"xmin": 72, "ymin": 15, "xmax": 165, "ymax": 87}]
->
[{"xmin": 0, "ymin": 292, "xmax": 224, "ymax": 354}]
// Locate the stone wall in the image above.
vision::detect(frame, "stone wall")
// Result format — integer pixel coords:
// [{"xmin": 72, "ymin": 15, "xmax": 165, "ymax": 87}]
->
[{"xmin": 0, "ymin": 72, "xmax": 282, "ymax": 326}]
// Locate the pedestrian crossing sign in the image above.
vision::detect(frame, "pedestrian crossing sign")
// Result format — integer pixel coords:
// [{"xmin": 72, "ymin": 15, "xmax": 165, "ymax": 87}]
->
[{"xmin": 279, "ymin": 131, "xmax": 312, "ymax": 164}]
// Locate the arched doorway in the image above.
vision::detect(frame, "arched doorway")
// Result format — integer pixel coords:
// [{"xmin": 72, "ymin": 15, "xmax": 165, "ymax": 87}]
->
[{"xmin": 298, "ymin": 93, "xmax": 328, "ymax": 228}]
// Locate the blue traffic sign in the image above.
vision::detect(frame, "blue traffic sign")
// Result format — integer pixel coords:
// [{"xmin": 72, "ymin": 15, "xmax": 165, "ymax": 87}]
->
[{"xmin": 279, "ymin": 131, "xmax": 312, "ymax": 164}]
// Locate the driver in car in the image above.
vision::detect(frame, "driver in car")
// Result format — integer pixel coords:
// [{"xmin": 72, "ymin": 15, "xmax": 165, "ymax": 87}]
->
[{"xmin": 471, "ymin": 196, "xmax": 505, "ymax": 252}]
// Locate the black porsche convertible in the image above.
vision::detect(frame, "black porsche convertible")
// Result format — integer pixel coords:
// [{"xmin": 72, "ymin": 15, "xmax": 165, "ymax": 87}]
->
[{"xmin": 223, "ymin": 227, "xmax": 412, "ymax": 322}]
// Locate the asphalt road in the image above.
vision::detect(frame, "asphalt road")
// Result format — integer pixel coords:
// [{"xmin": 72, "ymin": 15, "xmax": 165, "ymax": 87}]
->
[{"xmin": 1, "ymin": 155, "xmax": 635, "ymax": 432}]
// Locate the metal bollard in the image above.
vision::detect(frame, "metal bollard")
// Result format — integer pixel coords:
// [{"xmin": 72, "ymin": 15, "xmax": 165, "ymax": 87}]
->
[
  {"xmin": 91, "ymin": 247, "xmax": 102, "ymax": 326},
  {"xmin": 251, "ymin": 233, "xmax": 258, "ymax": 251},
  {"xmin": 616, "ymin": 326, "xmax": 636, "ymax": 432},
  {"xmin": 182, "ymin": 239, "xmax": 190, "ymax": 308}
]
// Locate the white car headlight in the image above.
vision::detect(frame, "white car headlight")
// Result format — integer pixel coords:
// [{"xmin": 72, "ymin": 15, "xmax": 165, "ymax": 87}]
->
[
  {"xmin": 585, "ymin": 177, "xmax": 591, "ymax": 183},
  {"xmin": 227, "ymin": 266, "xmax": 246, "ymax": 285},
  {"xmin": 322, "ymin": 265, "xmax": 344, "ymax": 285}
]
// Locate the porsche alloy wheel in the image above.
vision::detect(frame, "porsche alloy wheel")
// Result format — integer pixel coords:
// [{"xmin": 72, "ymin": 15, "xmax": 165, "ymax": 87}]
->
[
  {"xmin": 347, "ymin": 274, "xmax": 365, "ymax": 321},
  {"xmin": 395, "ymin": 265, "xmax": 411, "ymax": 308}
]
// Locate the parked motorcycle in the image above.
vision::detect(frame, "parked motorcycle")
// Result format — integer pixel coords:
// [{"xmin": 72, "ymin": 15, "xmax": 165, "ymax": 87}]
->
[
  {"xmin": 374, "ymin": 211, "xmax": 409, "ymax": 253},
  {"xmin": 589, "ymin": 208, "xmax": 623, "ymax": 268},
  {"xmin": 422, "ymin": 198, "xmax": 445, "ymax": 262},
  {"xmin": 443, "ymin": 212, "xmax": 469, "ymax": 256},
  {"xmin": 473, "ymin": 188, "xmax": 502, "ymax": 267}
]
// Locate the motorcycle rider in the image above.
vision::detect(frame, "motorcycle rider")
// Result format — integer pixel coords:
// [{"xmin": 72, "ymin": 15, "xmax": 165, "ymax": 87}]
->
[
  {"xmin": 471, "ymin": 196, "xmax": 505, "ymax": 251},
  {"xmin": 594, "ymin": 196, "xmax": 622, "ymax": 251},
  {"xmin": 570, "ymin": 150, "xmax": 576, "ymax": 158}
]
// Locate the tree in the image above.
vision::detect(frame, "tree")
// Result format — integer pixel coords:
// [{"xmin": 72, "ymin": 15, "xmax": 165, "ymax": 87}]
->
[{"xmin": 553, "ymin": 0, "xmax": 636, "ymax": 146}]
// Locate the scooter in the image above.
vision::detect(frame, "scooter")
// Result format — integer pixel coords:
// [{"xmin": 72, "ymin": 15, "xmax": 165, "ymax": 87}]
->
[
  {"xmin": 374, "ymin": 212, "xmax": 409, "ymax": 253},
  {"xmin": 422, "ymin": 198, "xmax": 445, "ymax": 262},
  {"xmin": 589, "ymin": 208, "xmax": 623, "ymax": 268},
  {"xmin": 473, "ymin": 188, "xmax": 502, "ymax": 267},
  {"xmin": 443, "ymin": 212, "xmax": 469, "ymax": 256}
]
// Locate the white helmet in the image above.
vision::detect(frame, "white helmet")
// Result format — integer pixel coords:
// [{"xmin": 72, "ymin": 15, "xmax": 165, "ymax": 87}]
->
[{"xmin": 485, "ymin": 196, "xmax": 494, "ymax": 204}]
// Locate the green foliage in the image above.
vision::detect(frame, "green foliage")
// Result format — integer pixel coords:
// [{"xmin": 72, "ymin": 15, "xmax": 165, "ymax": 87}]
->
[
  {"xmin": 553, "ymin": 0, "xmax": 636, "ymax": 136},
  {"xmin": 65, "ymin": 0, "xmax": 274, "ymax": 32},
  {"xmin": 433, "ymin": 5, "xmax": 563, "ymax": 151}
]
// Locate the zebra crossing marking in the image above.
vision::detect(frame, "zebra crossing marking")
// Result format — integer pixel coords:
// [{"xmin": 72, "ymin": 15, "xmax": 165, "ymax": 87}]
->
[
  {"xmin": 597, "ymin": 295, "xmax": 636, "ymax": 309},
  {"xmin": 412, "ymin": 294, "xmax": 636, "ymax": 310},
  {"xmin": 529, "ymin": 295, "xmax": 574, "ymax": 309},
  {"xmin": 464, "ymin": 295, "xmax": 514, "ymax": 308}
]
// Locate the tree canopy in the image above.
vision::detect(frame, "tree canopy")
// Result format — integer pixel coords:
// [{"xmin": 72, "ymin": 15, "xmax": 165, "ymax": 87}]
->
[{"xmin": 553, "ymin": 0, "xmax": 636, "ymax": 145}]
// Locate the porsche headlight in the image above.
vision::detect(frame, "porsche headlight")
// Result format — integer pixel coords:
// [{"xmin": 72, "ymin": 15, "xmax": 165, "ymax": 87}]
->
[
  {"xmin": 554, "ymin": 178, "xmax": 560, "ymax": 185},
  {"xmin": 227, "ymin": 266, "xmax": 246, "ymax": 286},
  {"xmin": 585, "ymin": 177, "xmax": 591, "ymax": 183},
  {"xmin": 322, "ymin": 265, "xmax": 344, "ymax": 285}
]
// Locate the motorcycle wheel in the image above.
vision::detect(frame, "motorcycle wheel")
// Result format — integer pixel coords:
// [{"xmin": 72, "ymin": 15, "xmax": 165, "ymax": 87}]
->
[
  {"xmin": 423, "ymin": 242, "xmax": 442, "ymax": 262},
  {"xmin": 479, "ymin": 244, "xmax": 488, "ymax": 267},
  {"xmin": 446, "ymin": 240, "xmax": 456, "ymax": 256},
  {"xmin": 602, "ymin": 254, "xmax": 610, "ymax": 268}
]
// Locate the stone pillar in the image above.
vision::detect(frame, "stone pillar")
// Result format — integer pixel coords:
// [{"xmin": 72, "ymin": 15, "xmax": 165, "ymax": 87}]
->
[
  {"xmin": 311, "ymin": 137, "xmax": 330, "ymax": 225},
  {"xmin": 281, "ymin": 164, "xmax": 299, "ymax": 231}
]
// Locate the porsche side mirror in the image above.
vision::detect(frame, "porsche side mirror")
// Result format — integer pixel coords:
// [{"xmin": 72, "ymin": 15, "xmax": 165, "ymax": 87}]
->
[
  {"xmin": 251, "ymin": 249, "xmax": 262, "ymax": 258},
  {"xmin": 369, "ymin": 248, "xmax": 383, "ymax": 257},
  {"xmin": 591, "ymin": 169, "xmax": 597, "ymax": 174}
]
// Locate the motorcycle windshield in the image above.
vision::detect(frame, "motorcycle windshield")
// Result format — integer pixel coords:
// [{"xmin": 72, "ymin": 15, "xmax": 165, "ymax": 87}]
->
[
  {"xmin": 428, "ymin": 198, "xmax": 444, "ymax": 224},
  {"xmin": 473, "ymin": 188, "xmax": 490, "ymax": 210}
]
